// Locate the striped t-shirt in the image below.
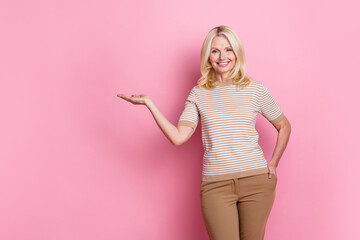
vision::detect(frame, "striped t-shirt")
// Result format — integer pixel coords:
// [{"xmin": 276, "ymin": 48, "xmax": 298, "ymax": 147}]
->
[{"xmin": 177, "ymin": 78, "xmax": 285, "ymax": 182}]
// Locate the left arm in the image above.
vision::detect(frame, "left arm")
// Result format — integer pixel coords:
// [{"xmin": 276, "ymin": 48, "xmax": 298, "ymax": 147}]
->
[
  {"xmin": 257, "ymin": 81, "xmax": 291, "ymax": 178},
  {"xmin": 269, "ymin": 115, "xmax": 291, "ymax": 168}
]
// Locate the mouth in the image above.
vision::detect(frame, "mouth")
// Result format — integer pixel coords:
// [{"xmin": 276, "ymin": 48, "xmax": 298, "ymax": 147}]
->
[{"xmin": 216, "ymin": 61, "xmax": 230, "ymax": 67}]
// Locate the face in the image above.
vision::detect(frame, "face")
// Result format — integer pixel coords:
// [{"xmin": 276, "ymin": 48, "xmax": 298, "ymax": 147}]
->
[{"xmin": 209, "ymin": 36, "xmax": 236, "ymax": 75}]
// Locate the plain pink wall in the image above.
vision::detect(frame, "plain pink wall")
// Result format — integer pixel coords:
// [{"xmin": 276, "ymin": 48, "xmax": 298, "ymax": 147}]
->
[{"xmin": 1, "ymin": 0, "xmax": 359, "ymax": 239}]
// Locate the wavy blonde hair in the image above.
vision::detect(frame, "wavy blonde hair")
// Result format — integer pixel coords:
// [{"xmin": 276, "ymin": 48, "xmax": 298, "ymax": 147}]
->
[{"xmin": 197, "ymin": 25, "xmax": 251, "ymax": 90}]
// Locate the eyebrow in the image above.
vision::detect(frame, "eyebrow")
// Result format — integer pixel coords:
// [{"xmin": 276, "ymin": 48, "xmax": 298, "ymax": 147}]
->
[{"xmin": 211, "ymin": 46, "xmax": 232, "ymax": 50}]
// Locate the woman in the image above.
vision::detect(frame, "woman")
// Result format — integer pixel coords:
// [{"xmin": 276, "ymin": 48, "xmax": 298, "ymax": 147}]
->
[{"xmin": 118, "ymin": 25, "xmax": 291, "ymax": 240}]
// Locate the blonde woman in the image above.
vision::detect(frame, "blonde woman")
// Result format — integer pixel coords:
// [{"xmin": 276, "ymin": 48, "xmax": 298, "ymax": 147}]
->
[{"xmin": 118, "ymin": 25, "xmax": 291, "ymax": 240}]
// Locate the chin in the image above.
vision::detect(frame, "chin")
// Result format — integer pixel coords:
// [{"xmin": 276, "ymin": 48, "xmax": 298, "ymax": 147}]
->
[{"xmin": 216, "ymin": 68, "xmax": 231, "ymax": 73}]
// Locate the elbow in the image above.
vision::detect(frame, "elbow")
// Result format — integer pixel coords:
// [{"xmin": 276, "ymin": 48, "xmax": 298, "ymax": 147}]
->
[
  {"xmin": 278, "ymin": 117, "xmax": 291, "ymax": 133},
  {"xmin": 172, "ymin": 138, "xmax": 183, "ymax": 146},
  {"xmin": 172, "ymin": 126, "xmax": 186, "ymax": 146},
  {"xmin": 287, "ymin": 120, "xmax": 292, "ymax": 133},
  {"xmin": 289, "ymin": 122, "xmax": 292, "ymax": 134},
  {"xmin": 283, "ymin": 121, "xmax": 291, "ymax": 136}
]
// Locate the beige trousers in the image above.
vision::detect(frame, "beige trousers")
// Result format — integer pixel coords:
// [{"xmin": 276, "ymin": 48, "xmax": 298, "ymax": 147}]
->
[{"xmin": 200, "ymin": 173, "xmax": 277, "ymax": 240}]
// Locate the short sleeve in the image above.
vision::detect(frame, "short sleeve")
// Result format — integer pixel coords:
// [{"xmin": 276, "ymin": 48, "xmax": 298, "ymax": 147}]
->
[
  {"xmin": 177, "ymin": 87, "xmax": 200, "ymax": 131},
  {"xmin": 259, "ymin": 82, "xmax": 285, "ymax": 124}
]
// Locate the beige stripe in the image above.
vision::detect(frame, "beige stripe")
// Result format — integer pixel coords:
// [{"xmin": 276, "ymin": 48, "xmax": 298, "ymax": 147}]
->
[
  {"xmin": 177, "ymin": 120, "xmax": 196, "ymax": 130},
  {"xmin": 270, "ymin": 112, "xmax": 285, "ymax": 124}
]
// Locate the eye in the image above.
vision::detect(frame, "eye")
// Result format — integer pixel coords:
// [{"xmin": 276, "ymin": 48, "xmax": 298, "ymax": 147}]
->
[
  {"xmin": 211, "ymin": 50, "xmax": 218, "ymax": 53},
  {"xmin": 227, "ymin": 48, "xmax": 233, "ymax": 52}
]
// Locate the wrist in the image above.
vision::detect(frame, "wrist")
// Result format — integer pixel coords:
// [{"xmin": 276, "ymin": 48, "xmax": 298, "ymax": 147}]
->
[
  {"xmin": 145, "ymin": 98, "xmax": 154, "ymax": 108},
  {"xmin": 269, "ymin": 160, "xmax": 278, "ymax": 167}
]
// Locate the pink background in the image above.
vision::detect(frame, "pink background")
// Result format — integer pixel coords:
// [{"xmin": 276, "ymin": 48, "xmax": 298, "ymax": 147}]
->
[{"xmin": 1, "ymin": 0, "xmax": 359, "ymax": 239}]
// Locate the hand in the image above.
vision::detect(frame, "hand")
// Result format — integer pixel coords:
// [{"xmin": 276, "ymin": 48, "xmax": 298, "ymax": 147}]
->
[
  {"xmin": 117, "ymin": 93, "xmax": 151, "ymax": 106},
  {"xmin": 267, "ymin": 162, "xmax": 277, "ymax": 179}
]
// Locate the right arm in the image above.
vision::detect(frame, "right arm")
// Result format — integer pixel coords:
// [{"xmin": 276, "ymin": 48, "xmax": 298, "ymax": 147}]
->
[
  {"xmin": 146, "ymin": 99, "xmax": 195, "ymax": 146},
  {"xmin": 117, "ymin": 93, "xmax": 195, "ymax": 146}
]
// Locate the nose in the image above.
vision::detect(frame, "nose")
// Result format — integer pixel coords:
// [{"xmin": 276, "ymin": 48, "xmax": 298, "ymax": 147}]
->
[
  {"xmin": 219, "ymin": 51, "xmax": 226, "ymax": 60},
  {"xmin": 219, "ymin": 52, "xmax": 225, "ymax": 60}
]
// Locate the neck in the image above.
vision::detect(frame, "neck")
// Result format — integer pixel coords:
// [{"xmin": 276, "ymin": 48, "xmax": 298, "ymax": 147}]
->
[{"xmin": 215, "ymin": 72, "xmax": 232, "ymax": 84}]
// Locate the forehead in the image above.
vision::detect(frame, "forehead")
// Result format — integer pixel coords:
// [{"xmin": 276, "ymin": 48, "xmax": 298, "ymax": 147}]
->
[{"xmin": 211, "ymin": 36, "xmax": 231, "ymax": 48}]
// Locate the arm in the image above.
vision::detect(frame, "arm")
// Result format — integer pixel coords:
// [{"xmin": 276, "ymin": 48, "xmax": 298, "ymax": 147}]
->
[
  {"xmin": 257, "ymin": 82, "xmax": 291, "ymax": 177},
  {"xmin": 145, "ymin": 99, "xmax": 195, "ymax": 146},
  {"xmin": 268, "ymin": 115, "xmax": 291, "ymax": 167}
]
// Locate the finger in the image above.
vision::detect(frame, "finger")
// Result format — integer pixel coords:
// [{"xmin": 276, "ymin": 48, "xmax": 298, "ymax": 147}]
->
[
  {"xmin": 118, "ymin": 95, "xmax": 130, "ymax": 100},
  {"xmin": 118, "ymin": 95, "xmax": 134, "ymax": 102}
]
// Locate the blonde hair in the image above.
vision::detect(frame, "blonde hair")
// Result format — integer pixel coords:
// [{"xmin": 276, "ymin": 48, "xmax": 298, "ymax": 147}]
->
[{"xmin": 197, "ymin": 25, "xmax": 251, "ymax": 90}]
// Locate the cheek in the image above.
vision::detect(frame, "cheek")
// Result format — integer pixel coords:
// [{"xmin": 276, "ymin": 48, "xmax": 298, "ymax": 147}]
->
[
  {"xmin": 209, "ymin": 54, "xmax": 217, "ymax": 62},
  {"xmin": 209, "ymin": 57, "xmax": 217, "ymax": 67},
  {"xmin": 211, "ymin": 62, "xmax": 218, "ymax": 69},
  {"xmin": 229, "ymin": 53, "xmax": 236, "ymax": 61}
]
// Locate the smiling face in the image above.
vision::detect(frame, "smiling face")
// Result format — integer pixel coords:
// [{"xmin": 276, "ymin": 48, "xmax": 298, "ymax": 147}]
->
[{"xmin": 209, "ymin": 35, "xmax": 236, "ymax": 76}]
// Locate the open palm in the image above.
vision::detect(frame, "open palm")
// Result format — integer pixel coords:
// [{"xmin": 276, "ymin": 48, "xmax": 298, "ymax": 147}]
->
[{"xmin": 117, "ymin": 93, "xmax": 150, "ymax": 105}]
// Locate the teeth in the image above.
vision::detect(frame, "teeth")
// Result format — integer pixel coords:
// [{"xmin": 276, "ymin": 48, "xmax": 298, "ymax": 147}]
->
[{"xmin": 218, "ymin": 62, "xmax": 229, "ymax": 65}]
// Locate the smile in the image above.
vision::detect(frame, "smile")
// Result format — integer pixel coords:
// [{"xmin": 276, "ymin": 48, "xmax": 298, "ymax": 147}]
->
[{"xmin": 217, "ymin": 61, "xmax": 230, "ymax": 67}]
